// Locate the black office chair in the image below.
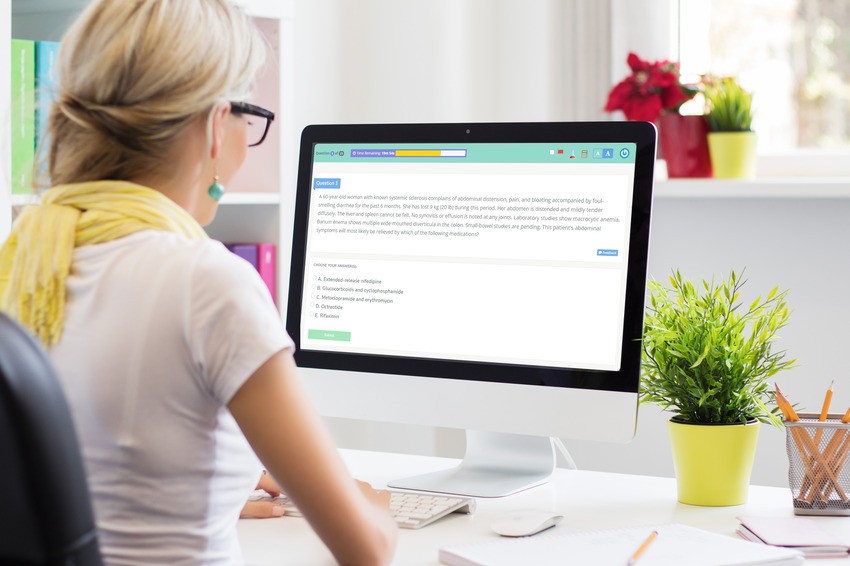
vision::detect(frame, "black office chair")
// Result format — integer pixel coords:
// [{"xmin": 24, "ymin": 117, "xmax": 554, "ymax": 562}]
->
[{"xmin": 0, "ymin": 311, "xmax": 103, "ymax": 565}]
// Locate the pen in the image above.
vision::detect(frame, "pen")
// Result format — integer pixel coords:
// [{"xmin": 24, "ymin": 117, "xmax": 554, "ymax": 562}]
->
[{"xmin": 627, "ymin": 530, "xmax": 658, "ymax": 566}]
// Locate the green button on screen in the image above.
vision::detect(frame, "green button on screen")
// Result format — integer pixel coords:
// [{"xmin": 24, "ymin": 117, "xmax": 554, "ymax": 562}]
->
[{"xmin": 308, "ymin": 329, "xmax": 352, "ymax": 342}]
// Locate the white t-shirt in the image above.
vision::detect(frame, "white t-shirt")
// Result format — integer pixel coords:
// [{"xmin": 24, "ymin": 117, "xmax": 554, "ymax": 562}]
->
[{"xmin": 49, "ymin": 230, "xmax": 292, "ymax": 565}]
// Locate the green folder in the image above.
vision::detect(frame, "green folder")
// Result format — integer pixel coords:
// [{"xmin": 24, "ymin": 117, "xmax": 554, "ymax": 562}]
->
[{"xmin": 11, "ymin": 39, "xmax": 35, "ymax": 195}]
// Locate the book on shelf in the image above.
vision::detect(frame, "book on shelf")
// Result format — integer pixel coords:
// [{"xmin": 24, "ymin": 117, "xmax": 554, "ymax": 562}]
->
[
  {"xmin": 439, "ymin": 523, "xmax": 803, "ymax": 566},
  {"xmin": 737, "ymin": 515, "xmax": 850, "ymax": 559},
  {"xmin": 225, "ymin": 243, "xmax": 277, "ymax": 305},
  {"xmin": 11, "ymin": 39, "xmax": 35, "ymax": 195},
  {"xmin": 256, "ymin": 242, "xmax": 276, "ymax": 305},
  {"xmin": 227, "ymin": 243, "xmax": 258, "ymax": 269},
  {"xmin": 35, "ymin": 40, "xmax": 61, "ymax": 163}
]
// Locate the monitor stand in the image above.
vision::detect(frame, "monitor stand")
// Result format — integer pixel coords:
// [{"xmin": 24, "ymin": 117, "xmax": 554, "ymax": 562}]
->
[{"xmin": 386, "ymin": 430, "xmax": 556, "ymax": 498}]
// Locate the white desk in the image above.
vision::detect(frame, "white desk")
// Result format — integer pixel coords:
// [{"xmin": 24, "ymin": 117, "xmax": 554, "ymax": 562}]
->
[{"xmin": 237, "ymin": 449, "xmax": 850, "ymax": 565}]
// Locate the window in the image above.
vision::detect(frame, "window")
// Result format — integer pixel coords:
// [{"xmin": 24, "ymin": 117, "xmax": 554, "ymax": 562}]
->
[{"xmin": 679, "ymin": 0, "xmax": 850, "ymax": 152}]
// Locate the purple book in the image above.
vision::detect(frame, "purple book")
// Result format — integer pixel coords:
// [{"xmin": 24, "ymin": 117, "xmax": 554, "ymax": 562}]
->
[
  {"xmin": 225, "ymin": 243, "xmax": 275, "ymax": 303},
  {"xmin": 228, "ymin": 243, "xmax": 259, "ymax": 269}
]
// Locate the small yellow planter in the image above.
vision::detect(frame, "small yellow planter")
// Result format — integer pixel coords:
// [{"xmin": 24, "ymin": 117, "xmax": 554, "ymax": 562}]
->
[
  {"xmin": 668, "ymin": 418, "xmax": 760, "ymax": 506},
  {"xmin": 707, "ymin": 131, "xmax": 758, "ymax": 179}
]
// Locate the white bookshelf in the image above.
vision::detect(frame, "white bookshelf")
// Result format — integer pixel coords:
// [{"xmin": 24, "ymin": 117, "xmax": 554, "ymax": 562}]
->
[
  {"xmin": 1, "ymin": 0, "xmax": 11, "ymax": 238},
  {"xmin": 3, "ymin": 0, "xmax": 296, "ymax": 308}
]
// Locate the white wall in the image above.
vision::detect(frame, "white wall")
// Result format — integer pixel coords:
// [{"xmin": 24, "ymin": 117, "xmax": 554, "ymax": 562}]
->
[
  {"xmin": 11, "ymin": 0, "xmax": 833, "ymax": 489},
  {"xmin": 318, "ymin": 191, "xmax": 850, "ymax": 489},
  {"xmin": 570, "ymin": 194, "xmax": 850, "ymax": 487},
  {"xmin": 318, "ymin": 189, "xmax": 850, "ymax": 489},
  {"xmin": 291, "ymin": 0, "xmax": 614, "ymax": 133}
]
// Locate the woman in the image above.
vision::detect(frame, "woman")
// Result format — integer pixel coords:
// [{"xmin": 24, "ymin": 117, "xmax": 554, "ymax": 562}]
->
[{"xmin": 0, "ymin": 1, "xmax": 397, "ymax": 564}]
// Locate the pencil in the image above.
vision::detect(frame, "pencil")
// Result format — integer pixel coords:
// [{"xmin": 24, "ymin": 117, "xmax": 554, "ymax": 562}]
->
[
  {"xmin": 807, "ymin": 426, "xmax": 845, "ymax": 501},
  {"xmin": 813, "ymin": 407, "xmax": 850, "ymax": 501},
  {"xmin": 798, "ymin": 423, "xmax": 846, "ymax": 501},
  {"xmin": 813, "ymin": 381, "xmax": 834, "ymax": 446},
  {"xmin": 804, "ymin": 381, "xmax": 837, "ymax": 500},
  {"xmin": 776, "ymin": 386, "xmax": 846, "ymax": 502},
  {"xmin": 816, "ymin": 432, "xmax": 850, "ymax": 502},
  {"xmin": 775, "ymin": 384, "xmax": 799, "ymax": 422},
  {"xmin": 627, "ymin": 530, "xmax": 657, "ymax": 566},
  {"xmin": 777, "ymin": 384, "xmax": 823, "ymax": 500},
  {"xmin": 776, "ymin": 386, "xmax": 811, "ymax": 496}
]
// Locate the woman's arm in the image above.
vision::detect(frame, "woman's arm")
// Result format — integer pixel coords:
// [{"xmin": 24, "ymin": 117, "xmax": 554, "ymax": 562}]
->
[{"xmin": 228, "ymin": 349, "xmax": 398, "ymax": 566}]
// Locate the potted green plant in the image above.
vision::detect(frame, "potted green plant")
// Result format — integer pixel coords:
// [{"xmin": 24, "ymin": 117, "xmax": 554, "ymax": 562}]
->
[
  {"xmin": 641, "ymin": 269, "xmax": 795, "ymax": 506},
  {"xmin": 704, "ymin": 76, "xmax": 757, "ymax": 178}
]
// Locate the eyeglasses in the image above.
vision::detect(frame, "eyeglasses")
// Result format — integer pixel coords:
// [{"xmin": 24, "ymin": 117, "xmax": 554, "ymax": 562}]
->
[{"xmin": 230, "ymin": 101, "xmax": 275, "ymax": 147}]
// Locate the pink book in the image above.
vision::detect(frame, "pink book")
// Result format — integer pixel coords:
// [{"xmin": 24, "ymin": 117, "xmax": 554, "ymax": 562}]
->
[
  {"xmin": 737, "ymin": 515, "xmax": 850, "ymax": 559},
  {"xmin": 256, "ymin": 243, "xmax": 276, "ymax": 305}
]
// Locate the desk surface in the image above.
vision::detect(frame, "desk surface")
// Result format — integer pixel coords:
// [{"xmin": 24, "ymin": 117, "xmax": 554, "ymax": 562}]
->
[{"xmin": 237, "ymin": 449, "xmax": 850, "ymax": 565}]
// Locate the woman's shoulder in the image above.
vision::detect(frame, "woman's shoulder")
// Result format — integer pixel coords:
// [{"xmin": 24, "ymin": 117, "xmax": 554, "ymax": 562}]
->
[
  {"xmin": 116, "ymin": 230, "xmax": 247, "ymax": 265},
  {"xmin": 78, "ymin": 230, "xmax": 259, "ymax": 286}
]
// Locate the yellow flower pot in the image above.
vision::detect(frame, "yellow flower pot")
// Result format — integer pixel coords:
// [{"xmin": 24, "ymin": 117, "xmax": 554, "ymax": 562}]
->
[
  {"xmin": 707, "ymin": 131, "xmax": 758, "ymax": 179},
  {"xmin": 667, "ymin": 418, "xmax": 760, "ymax": 506}
]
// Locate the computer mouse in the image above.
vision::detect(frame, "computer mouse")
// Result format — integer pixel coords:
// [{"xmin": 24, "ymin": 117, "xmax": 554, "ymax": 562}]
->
[{"xmin": 490, "ymin": 509, "xmax": 563, "ymax": 537}]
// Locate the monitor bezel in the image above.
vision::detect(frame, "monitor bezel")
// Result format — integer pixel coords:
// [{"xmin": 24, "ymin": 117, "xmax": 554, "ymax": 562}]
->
[{"xmin": 286, "ymin": 121, "xmax": 655, "ymax": 396}]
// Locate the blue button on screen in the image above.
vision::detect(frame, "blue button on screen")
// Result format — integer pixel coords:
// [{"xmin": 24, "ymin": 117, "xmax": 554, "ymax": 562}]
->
[{"xmin": 313, "ymin": 178, "xmax": 341, "ymax": 189}]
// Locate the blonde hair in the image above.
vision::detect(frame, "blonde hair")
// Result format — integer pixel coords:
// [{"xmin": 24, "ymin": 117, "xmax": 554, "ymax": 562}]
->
[{"xmin": 42, "ymin": 0, "xmax": 266, "ymax": 188}]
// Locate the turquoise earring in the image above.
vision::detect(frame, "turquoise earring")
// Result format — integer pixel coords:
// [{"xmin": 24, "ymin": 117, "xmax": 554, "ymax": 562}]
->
[{"xmin": 208, "ymin": 174, "xmax": 225, "ymax": 200}]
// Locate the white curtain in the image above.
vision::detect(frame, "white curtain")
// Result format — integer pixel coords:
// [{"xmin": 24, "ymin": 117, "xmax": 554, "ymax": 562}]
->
[{"xmin": 294, "ymin": 0, "xmax": 617, "ymax": 128}]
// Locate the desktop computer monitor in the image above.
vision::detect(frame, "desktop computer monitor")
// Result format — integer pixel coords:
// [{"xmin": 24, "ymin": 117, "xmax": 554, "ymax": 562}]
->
[{"xmin": 286, "ymin": 121, "xmax": 656, "ymax": 497}]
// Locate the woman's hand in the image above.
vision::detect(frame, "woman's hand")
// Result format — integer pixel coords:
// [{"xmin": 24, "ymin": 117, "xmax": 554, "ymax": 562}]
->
[
  {"xmin": 356, "ymin": 480, "xmax": 391, "ymax": 510},
  {"xmin": 240, "ymin": 471, "xmax": 285, "ymax": 519}
]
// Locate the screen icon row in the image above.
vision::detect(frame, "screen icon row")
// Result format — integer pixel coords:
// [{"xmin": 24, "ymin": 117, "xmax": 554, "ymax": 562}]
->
[{"xmin": 549, "ymin": 147, "xmax": 628, "ymax": 159}]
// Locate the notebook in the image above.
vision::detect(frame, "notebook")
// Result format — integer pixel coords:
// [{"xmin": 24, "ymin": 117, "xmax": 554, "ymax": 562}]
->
[
  {"xmin": 438, "ymin": 523, "xmax": 804, "ymax": 566},
  {"xmin": 737, "ymin": 516, "xmax": 850, "ymax": 559}
]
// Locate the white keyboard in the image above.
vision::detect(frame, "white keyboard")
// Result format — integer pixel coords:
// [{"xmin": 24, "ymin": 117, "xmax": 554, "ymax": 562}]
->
[
  {"xmin": 387, "ymin": 491, "xmax": 476, "ymax": 529},
  {"xmin": 249, "ymin": 490, "xmax": 476, "ymax": 529}
]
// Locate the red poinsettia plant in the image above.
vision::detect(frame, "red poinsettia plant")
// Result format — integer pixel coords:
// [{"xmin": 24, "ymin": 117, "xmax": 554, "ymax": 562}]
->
[{"xmin": 604, "ymin": 52, "xmax": 699, "ymax": 122}]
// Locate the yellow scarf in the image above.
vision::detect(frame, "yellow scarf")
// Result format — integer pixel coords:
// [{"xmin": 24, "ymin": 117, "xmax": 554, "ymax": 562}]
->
[{"xmin": 0, "ymin": 180, "xmax": 207, "ymax": 345}]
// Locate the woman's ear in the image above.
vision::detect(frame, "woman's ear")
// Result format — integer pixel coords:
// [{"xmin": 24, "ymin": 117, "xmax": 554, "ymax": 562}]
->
[{"xmin": 209, "ymin": 102, "xmax": 231, "ymax": 160}]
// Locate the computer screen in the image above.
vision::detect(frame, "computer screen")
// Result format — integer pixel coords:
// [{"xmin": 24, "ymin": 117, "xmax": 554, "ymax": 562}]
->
[{"xmin": 287, "ymin": 121, "xmax": 656, "ymax": 497}]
